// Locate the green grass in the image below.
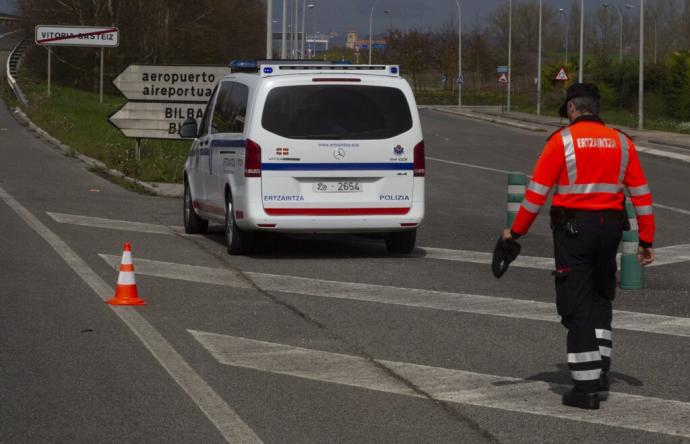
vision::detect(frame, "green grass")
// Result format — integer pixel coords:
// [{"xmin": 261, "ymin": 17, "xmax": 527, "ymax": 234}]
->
[{"xmin": 18, "ymin": 77, "xmax": 189, "ymax": 183}]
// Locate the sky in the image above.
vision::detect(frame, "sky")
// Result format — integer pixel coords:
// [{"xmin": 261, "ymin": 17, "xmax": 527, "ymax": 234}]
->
[{"xmin": 276, "ymin": 0, "xmax": 646, "ymax": 37}]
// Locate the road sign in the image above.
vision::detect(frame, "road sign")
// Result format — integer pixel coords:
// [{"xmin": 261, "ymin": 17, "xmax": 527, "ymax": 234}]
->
[
  {"xmin": 112, "ymin": 65, "xmax": 230, "ymax": 102},
  {"xmin": 497, "ymin": 65, "xmax": 509, "ymax": 74},
  {"xmin": 555, "ymin": 67, "xmax": 569, "ymax": 81},
  {"xmin": 498, "ymin": 73, "xmax": 508, "ymax": 83},
  {"xmin": 457, "ymin": 74, "xmax": 464, "ymax": 85},
  {"xmin": 35, "ymin": 25, "xmax": 119, "ymax": 47},
  {"xmin": 109, "ymin": 102, "xmax": 207, "ymax": 140}
]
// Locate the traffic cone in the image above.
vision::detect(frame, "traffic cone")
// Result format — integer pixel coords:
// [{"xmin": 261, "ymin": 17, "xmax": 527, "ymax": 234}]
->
[{"xmin": 106, "ymin": 242, "xmax": 147, "ymax": 306}]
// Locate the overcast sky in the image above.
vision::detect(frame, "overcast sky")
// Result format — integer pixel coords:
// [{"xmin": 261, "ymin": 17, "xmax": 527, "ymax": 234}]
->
[{"xmin": 279, "ymin": 0, "xmax": 645, "ymax": 36}]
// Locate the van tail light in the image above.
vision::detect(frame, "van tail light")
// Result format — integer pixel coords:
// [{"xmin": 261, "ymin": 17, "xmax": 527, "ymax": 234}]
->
[
  {"xmin": 413, "ymin": 141, "xmax": 425, "ymax": 177},
  {"xmin": 244, "ymin": 139, "xmax": 262, "ymax": 177}
]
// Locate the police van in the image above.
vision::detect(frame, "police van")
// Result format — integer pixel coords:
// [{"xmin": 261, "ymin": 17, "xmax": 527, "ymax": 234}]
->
[{"xmin": 180, "ymin": 60, "xmax": 425, "ymax": 255}]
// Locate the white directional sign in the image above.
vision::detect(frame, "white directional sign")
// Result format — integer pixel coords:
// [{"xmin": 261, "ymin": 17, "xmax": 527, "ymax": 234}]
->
[
  {"xmin": 112, "ymin": 65, "xmax": 230, "ymax": 102},
  {"xmin": 109, "ymin": 102, "xmax": 207, "ymax": 139},
  {"xmin": 35, "ymin": 25, "xmax": 119, "ymax": 47}
]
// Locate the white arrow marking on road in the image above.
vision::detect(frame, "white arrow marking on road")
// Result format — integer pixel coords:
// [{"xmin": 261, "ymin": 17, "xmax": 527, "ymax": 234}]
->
[
  {"xmin": 191, "ymin": 330, "xmax": 690, "ymax": 439},
  {"xmin": 52, "ymin": 212, "xmax": 690, "ymax": 267},
  {"xmin": 100, "ymin": 255, "xmax": 690, "ymax": 338}
]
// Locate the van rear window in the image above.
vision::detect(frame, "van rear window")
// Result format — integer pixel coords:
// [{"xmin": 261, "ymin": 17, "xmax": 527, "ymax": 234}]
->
[{"xmin": 261, "ymin": 85, "xmax": 413, "ymax": 140}]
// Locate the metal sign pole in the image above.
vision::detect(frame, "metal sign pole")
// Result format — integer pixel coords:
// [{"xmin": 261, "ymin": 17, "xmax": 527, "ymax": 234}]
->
[
  {"xmin": 99, "ymin": 48, "xmax": 104, "ymax": 104},
  {"xmin": 47, "ymin": 47, "xmax": 51, "ymax": 97},
  {"xmin": 135, "ymin": 138, "xmax": 141, "ymax": 161}
]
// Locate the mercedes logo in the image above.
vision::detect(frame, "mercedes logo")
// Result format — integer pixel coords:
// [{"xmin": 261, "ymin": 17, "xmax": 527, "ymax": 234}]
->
[{"xmin": 333, "ymin": 148, "xmax": 346, "ymax": 160}]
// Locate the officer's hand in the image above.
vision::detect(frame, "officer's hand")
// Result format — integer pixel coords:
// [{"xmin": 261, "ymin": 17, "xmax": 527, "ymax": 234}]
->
[
  {"xmin": 501, "ymin": 228, "xmax": 513, "ymax": 241},
  {"xmin": 637, "ymin": 246, "xmax": 655, "ymax": 266}
]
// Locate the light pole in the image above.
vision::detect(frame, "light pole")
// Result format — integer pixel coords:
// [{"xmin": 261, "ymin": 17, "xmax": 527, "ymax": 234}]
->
[
  {"xmin": 307, "ymin": 3, "xmax": 315, "ymax": 58},
  {"xmin": 281, "ymin": 0, "xmax": 287, "ymax": 58},
  {"xmin": 293, "ymin": 0, "xmax": 299, "ymax": 59},
  {"xmin": 455, "ymin": 0, "xmax": 462, "ymax": 108},
  {"xmin": 266, "ymin": 0, "xmax": 273, "ymax": 59},
  {"xmin": 369, "ymin": 0, "xmax": 380, "ymax": 64},
  {"xmin": 579, "ymin": 0, "xmax": 584, "ymax": 82},
  {"xmin": 559, "ymin": 8, "xmax": 569, "ymax": 65},
  {"xmin": 300, "ymin": 0, "xmax": 306, "ymax": 59},
  {"xmin": 638, "ymin": 0, "xmax": 644, "ymax": 129},
  {"xmin": 603, "ymin": 3, "xmax": 634, "ymax": 64},
  {"xmin": 537, "ymin": 0, "xmax": 542, "ymax": 115},
  {"xmin": 384, "ymin": 10, "xmax": 393, "ymax": 30},
  {"xmin": 507, "ymin": 0, "xmax": 512, "ymax": 112}
]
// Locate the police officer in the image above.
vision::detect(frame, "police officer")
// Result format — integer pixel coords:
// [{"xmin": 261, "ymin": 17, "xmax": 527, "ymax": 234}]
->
[{"xmin": 501, "ymin": 83, "xmax": 655, "ymax": 409}]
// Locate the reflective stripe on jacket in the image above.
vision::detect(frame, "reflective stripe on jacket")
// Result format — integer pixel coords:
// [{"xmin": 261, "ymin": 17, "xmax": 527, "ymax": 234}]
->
[{"xmin": 511, "ymin": 117, "xmax": 655, "ymax": 245}]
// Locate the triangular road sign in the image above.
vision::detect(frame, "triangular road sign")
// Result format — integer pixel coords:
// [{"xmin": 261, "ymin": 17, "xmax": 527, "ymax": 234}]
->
[
  {"xmin": 498, "ymin": 73, "xmax": 508, "ymax": 83},
  {"xmin": 554, "ymin": 67, "xmax": 569, "ymax": 81}
]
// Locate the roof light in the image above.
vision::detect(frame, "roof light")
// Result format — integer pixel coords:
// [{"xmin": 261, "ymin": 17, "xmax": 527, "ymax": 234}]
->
[
  {"xmin": 263, "ymin": 67, "xmax": 274, "ymax": 74},
  {"xmin": 390, "ymin": 66, "xmax": 399, "ymax": 74},
  {"xmin": 229, "ymin": 59, "xmax": 258, "ymax": 71}
]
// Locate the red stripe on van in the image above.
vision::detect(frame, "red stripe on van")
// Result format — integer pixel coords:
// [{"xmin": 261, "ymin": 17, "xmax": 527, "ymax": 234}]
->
[{"xmin": 264, "ymin": 207, "xmax": 410, "ymax": 216}]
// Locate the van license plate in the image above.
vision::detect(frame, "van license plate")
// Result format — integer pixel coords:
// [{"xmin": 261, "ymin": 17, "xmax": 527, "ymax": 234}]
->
[{"xmin": 313, "ymin": 181, "xmax": 362, "ymax": 193}]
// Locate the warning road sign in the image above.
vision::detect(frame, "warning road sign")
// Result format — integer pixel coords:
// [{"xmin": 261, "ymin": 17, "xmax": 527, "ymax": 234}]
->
[
  {"xmin": 498, "ymin": 73, "xmax": 508, "ymax": 83},
  {"xmin": 555, "ymin": 67, "xmax": 569, "ymax": 81},
  {"xmin": 35, "ymin": 25, "xmax": 119, "ymax": 47}
]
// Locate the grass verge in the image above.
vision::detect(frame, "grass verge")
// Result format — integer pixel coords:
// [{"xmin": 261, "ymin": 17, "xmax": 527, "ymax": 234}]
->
[{"xmin": 17, "ymin": 76, "xmax": 188, "ymax": 183}]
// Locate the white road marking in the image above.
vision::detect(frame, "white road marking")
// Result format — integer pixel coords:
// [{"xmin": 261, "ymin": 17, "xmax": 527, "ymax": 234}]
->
[
  {"xmin": 637, "ymin": 145, "xmax": 690, "ymax": 163},
  {"xmin": 0, "ymin": 29, "xmax": 21, "ymax": 39},
  {"xmin": 0, "ymin": 188, "xmax": 261, "ymax": 444},
  {"xmin": 654, "ymin": 203, "xmax": 690, "ymax": 216},
  {"xmin": 47, "ymin": 211, "xmax": 184, "ymax": 235},
  {"xmin": 52, "ymin": 212, "xmax": 690, "ymax": 267},
  {"xmin": 191, "ymin": 331, "xmax": 690, "ymax": 439},
  {"xmin": 100, "ymin": 255, "xmax": 690, "ymax": 338},
  {"xmin": 426, "ymin": 156, "xmax": 513, "ymax": 174}
]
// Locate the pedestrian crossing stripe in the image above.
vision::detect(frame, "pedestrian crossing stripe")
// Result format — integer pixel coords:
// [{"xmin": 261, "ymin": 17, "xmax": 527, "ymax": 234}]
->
[{"xmin": 190, "ymin": 330, "xmax": 690, "ymax": 439}]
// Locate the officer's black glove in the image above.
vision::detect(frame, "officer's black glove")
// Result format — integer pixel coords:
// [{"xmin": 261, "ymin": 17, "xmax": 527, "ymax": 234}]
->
[{"xmin": 491, "ymin": 237, "xmax": 521, "ymax": 278}]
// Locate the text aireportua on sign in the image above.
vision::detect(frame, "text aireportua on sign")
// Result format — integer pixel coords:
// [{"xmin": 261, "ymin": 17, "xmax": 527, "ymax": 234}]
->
[{"xmin": 113, "ymin": 65, "xmax": 230, "ymax": 102}]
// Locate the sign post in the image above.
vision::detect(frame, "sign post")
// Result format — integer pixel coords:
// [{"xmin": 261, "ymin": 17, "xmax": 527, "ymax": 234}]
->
[
  {"xmin": 35, "ymin": 25, "xmax": 120, "ymax": 103},
  {"xmin": 109, "ymin": 65, "xmax": 230, "ymax": 140}
]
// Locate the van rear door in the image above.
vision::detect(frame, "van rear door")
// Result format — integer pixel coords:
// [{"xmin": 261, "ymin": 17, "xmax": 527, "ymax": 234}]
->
[{"xmin": 258, "ymin": 82, "xmax": 420, "ymax": 216}]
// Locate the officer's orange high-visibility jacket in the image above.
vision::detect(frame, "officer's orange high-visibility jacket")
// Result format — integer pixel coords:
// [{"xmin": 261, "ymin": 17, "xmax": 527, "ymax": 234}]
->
[{"xmin": 511, "ymin": 117, "xmax": 655, "ymax": 246}]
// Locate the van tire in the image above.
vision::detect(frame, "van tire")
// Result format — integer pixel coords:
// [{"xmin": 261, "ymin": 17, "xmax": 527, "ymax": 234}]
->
[
  {"xmin": 225, "ymin": 194, "xmax": 254, "ymax": 255},
  {"xmin": 384, "ymin": 230, "xmax": 417, "ymax": 254},
  {"xmin": 183, "ymin": 181, "xmax": 208, "ymax": 234}
]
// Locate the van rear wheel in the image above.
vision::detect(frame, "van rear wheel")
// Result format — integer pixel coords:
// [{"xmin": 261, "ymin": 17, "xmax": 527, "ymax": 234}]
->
[
  {"xmin": 384, "ymin": 230, "xmax": 417, "ymax": 254},
  {"xmin": 183, "ymin": 181, "xmax": 208, "ymax": 234},
  {"xmin": 225, "ymin": 195, "xmax": 254, "ymax": 255}
]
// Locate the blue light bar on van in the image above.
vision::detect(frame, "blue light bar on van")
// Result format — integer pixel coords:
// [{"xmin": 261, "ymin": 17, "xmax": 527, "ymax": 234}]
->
[
  {"xmin": 229, "ymin": 59, "xmax": 258, "ymax": 70},
  {"xmin": 390, "ymin": 66, "xmax": 399, "ymax": 74},
  {"xmin": 263, "ymin": 67, "xmax": 274, "ymax": 74}
]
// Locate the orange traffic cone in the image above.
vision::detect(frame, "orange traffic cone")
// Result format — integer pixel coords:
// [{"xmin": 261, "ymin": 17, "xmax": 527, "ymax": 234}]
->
[{"xmin": 106, "ymin": 242, "xmax": 147, "ymax": 306}]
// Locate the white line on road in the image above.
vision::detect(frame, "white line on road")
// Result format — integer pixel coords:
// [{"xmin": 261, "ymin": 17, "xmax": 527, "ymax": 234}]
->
[
  {"xmin": 637, "ymin": 145, "xmax": 690, "ymax": 163},
  {"xmin": 47, "ymin": 211, "xmax": 184, "ymax": 235},
  {"xmin": 654, "ymin": 203, "xmax": 690, "ymax": 216},
  {"xmin": 0, "ymin": 29, "xmax": 21, "ymax": 40},
  {"xmin": 420, "ymin": 246, "xmax": 553, "ymax": 269},
  {"xmin": 426, "ymin": 156, "xmax": 514, "ymax": 174},
  {"xmin": 100, "ymin": 255, "xmax": 690, "ymax": 338},
  {"xmin": 191, "ymin": 330, "xmax": 690, "ymax": 439},
  {"xmin": 0, "ymin": 188, "xmax": 261, "ymax": 443}
]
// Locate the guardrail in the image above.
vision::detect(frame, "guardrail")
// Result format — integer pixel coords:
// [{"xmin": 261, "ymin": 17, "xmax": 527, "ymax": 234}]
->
[{"xmin": 5, "ymin": 37, "xmax": 27, "ymax": 105}]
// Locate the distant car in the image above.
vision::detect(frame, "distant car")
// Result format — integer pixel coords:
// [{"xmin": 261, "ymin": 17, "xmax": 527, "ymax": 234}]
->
[{"xmin": 181, "ymin": 60, "xmax": 425, "ymax": 255}]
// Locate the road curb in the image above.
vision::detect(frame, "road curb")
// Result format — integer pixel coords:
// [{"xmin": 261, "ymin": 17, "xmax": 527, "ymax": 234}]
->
[
  {"xmin": 430, "ymin": 107, "xmax": 546, "ymax": 132},
  {"xmin": 10, "ymin": 107, "xmax": 183, "ymax": 197}
]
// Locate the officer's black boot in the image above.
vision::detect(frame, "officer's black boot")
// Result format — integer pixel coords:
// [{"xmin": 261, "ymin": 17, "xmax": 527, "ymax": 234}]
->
[
  {"xmin": 562, "ymin": 388, "xmax": 600, "ymax": 410},
  {"xmin": 599, "ymin": 372, "xmax": 609, "ymax": 391}
]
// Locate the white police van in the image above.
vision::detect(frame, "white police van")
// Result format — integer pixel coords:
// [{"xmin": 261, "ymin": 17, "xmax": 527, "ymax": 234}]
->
[{"xmin": 180, "ymin": 60, "xmax": 425, "ymax": 255}]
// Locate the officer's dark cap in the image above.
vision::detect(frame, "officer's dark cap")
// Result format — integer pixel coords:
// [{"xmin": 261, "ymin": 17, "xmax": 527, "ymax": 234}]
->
[{"xmin": 559, "ymin": 83, "xmax": 601, "ymax": 118}]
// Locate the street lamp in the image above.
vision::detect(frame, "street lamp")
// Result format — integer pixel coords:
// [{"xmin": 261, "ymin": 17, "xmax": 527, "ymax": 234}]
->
[
  {"xmin": 578, "ymin": 0, "xmax": 584, "ymax": 82},
  {"xmin": 507, "ymin": 0, "xmax": 512, "ymax": 112},
  {"xmin": 307, "ymin": 3, "xmax": 315, "ymax": 58},
  {"xmin": 266, "ymin": 0, "xmax": 273, "ymax": 59},
  {"xmin": 537, "ymin": 0, "xmax": 542, "ymax": 115},
  {"xmin": 559, "ymin": 8, "xmax": 569, "ymax": 65},
  {"xmin": 603, "ymin": 3, "xmax": 634, "ymax": 64},
  {"xmin": 281, "ymin": 0, "xmax": 287, "ymax": 58},
  {"xmin": 369, "ymin": 0, "xmax": 380, "ymax": 64},
  {"xmin": 383, "ymin": 10, "xmax": 393, "ymax": 30},
  {"xmin": 638, "ymin": 0, "xmax": 644, "ymax": 129},
  {"xmin": 455, "ymin": 0, "xmax": 462, "ymax": 108},
  {"xmin": 300, "ymin": 0, "xmax": 306, "ymax": 59}
]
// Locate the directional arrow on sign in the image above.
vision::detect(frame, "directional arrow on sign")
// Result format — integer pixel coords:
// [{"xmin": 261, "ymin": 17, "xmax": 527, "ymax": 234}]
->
[{"xmin": 108, "ymin": 101, "xmax": 207, "ymax": 139}]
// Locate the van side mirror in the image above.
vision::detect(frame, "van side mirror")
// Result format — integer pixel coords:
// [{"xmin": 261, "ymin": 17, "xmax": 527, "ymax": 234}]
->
[{"xmin": 179, "ymin": 118, "xmax": 199, "ymax": 139}]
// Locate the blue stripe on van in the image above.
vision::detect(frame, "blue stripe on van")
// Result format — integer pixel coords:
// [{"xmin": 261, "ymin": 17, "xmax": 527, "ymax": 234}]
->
[
  {"xmin": 211, "ymin": 139, "xmax": 246, "ymax": 147},
  {"xmin": 262, "ymin": 162, "xmax": 414, "ymax": 171}
]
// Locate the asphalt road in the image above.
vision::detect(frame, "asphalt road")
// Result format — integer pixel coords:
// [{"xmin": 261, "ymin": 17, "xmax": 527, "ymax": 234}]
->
[{"xmin": 1, "ymin": 61, "xmax": 689, "ymax": 442}]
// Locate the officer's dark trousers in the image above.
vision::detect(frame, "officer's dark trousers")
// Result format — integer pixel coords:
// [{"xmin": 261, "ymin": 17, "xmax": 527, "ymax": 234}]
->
[{"xmin": 552, "ymin": 211, "xmax": 623, "ymax": 393}]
